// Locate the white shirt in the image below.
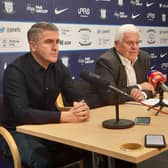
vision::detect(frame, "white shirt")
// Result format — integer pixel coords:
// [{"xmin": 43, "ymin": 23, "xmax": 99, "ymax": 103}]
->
[
  {"xmin": 118, "ymin": 53, "xmax": 147, "ymax": 99},
  {"xmin": 118, "ymin": 53, "xmax": 137, "ymax": 87}
]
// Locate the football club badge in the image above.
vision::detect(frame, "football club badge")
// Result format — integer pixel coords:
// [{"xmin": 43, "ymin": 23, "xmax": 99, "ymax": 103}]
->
[
  {"xmin": 2, "ymin": 0, "xmax": 15, "ymax": 14},
  {"xmin": 162, "ymin": 14, "xmax": 167, "ymax": 22},
  {"xmin": 100, "ymin": 8, "xmax": 107, "ymax": 19}
]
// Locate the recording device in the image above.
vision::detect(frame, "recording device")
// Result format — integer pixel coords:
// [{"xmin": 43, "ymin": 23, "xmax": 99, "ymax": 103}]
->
[
  {"xmin": 147, "ymin": 70, "xmax": 168, "ymax": 92},
  {"xmin": 145, "ymin": 134, "xmax": 166, "ymax": 148},
  {"xmin": 147, "ymin": 70, "xmax": 168, "ymax": 115},
  {"xmin": 80, "ymin": 70, "xmax": 134, "ymax": 129}
]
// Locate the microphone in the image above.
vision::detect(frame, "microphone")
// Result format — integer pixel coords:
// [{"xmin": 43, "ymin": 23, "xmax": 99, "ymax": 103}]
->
[
  {"xmin": 80, "ymin": 71, "xmax": 133, "ymax": 100},
  {"xmin": 80, "ymin": 70, "xmax": 134, "ymax": 129},
  {"xmin": 147, "ymin": 70, "xmax": 168, "ymax": 115},
  {"xmin": 81, "ymin": 71, "xmax": 168, "ymax": 117},
  {"xmin": 147, "ymin": 70, "xmax": 168, "ymax": 92},
  {"xmin": 160, "ymin": 83, "xmax": 168, "ymax": 92},
  {"xmin": 80, "ymin": 70, "xmax": 110, "ymax": 87}
]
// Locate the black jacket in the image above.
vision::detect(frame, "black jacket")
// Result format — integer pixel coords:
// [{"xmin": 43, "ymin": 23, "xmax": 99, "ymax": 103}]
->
[{"xmin": 2, "ymin": 53, "xmax": 82, "ymax": 129}]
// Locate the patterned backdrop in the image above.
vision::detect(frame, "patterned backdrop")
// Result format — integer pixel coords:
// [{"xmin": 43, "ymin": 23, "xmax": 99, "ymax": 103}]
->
[{"xmin": 0, "ymin": 0, "xmax": 168, "ymax": 94}]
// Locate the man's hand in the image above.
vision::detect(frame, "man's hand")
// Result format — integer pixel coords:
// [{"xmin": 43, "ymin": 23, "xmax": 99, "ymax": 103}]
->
[
  {"xmin": 130, "ymin": 88, "xmax": 145, "ymax": 102},
  {"xmin": 140, "ymin": 82, "xmax": 155, "ymax": 94},
  {"xmin": 60, "ymin": 100, "xmax": 90, "ymax": 123}
]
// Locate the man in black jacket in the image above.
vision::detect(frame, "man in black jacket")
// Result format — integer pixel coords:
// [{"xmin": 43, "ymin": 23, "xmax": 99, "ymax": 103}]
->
[{"xmin": 0, "ymin": 22, "xmax": 91, "ymax": 168}]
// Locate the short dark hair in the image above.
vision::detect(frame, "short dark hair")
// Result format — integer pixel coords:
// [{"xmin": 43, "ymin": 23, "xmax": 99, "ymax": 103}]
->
[{"xmin": 27, "ymin": 22, "xmax": 59, "ymax": 42}]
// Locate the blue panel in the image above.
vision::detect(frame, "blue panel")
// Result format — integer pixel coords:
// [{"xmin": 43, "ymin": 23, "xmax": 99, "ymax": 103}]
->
[{"xmin": 0, "ymin": 0, "xmax": 168, "ymax": 95}]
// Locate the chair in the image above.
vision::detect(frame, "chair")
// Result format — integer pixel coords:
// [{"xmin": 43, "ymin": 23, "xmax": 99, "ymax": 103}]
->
[
  {"xmin": 0, "ymin": 126, "xmax": 22, "ymax": 168},
  {"xmin": 0, "ymin": 95, "xmax": 84, "ymax": 168},
  {"xmin": 55, "ymin": 93, "xmax": 71, "ymax": 111},
  {"xmin": 0, "ymin": 96, "xmax": 22, "ymax": 168},
  {"xmin": 56, "ymin": 80, "xmax": 103, "ymax": 110}
]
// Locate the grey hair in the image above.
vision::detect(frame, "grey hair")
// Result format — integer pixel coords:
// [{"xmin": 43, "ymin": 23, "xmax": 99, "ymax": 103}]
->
[
  {"xmin": 115, "ymin": 24, "xmax": 139, "ymax": 41},
  {"xmin": 27, "ymin": 22, "xmax": 59, "ymax": 42}
]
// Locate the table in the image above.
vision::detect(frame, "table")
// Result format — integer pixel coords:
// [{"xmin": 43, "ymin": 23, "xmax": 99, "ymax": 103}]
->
[{"xmin": 17, "ymin": 103, "xmax": 168, "ymax": 164}]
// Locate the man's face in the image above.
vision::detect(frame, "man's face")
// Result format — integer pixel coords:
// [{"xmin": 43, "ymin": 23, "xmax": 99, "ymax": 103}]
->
[
  {"xmin": 30, "ymin": 30, "xmax": 59, "ymax": 69},
  {"xmin": 115, "ymin": 32, "xmax": 139, "ymax": 62}
]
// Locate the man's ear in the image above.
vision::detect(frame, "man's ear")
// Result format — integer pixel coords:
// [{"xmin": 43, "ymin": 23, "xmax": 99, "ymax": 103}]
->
[
  {"xmin": 29, "ymin": 41, "xmax": 36, "ymax": 52},
  {"xmin": 114, "ymin": 40, "xmax": 119, "ymax": 47}
]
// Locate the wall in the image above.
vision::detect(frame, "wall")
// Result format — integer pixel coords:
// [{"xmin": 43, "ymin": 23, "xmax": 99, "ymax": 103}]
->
[{"xmin": 0, "ymin": 0, "xmax": 168, "ymax": 94}]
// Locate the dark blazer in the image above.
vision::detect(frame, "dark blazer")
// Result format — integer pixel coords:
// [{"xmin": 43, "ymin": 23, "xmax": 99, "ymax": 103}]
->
[{"xmin": 94, "ymin": 47, "xmax": 152, "ymax": 105}]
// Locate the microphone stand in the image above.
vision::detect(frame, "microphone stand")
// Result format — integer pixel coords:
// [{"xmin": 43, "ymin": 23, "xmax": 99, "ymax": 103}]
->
[
  {"xmin": 102, "ymin": 89, "xmax": 134, "ymax": 129},
  {"xmin": 148, "ymin": 85, "xmax": 168, "ymax": 116}
]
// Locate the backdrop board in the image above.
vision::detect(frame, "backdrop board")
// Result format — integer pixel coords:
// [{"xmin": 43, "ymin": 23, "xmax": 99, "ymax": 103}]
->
[{"xmin": 0, "ymin": 0, "xmax": 168, "ymax": 95}]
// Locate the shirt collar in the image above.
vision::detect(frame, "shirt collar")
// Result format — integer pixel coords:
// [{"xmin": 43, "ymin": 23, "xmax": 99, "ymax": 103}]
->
[
  {"xmin": 117, "ymin": 52, "xmax": 137, "ymax": 66},
  {"xmin": 27, "ymin": 53, "xmax": 44, "ymax": 72},
  {"xmin": 28, "ymin": 53, "xmax": 55, "ymax": 72}
]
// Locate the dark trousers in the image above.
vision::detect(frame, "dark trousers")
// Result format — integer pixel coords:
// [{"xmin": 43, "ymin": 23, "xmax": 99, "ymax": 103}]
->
[
  {"xmin": 93, "ymin": 153, "xmax": 136, "ymax": 168},
  {"xmin": 0, "ymin": 131, "xmax": 92, "ymax": 168}
]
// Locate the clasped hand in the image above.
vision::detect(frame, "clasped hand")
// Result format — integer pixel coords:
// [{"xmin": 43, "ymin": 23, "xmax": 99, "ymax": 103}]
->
[{"xmin": 60, "ymin": 100, "xmax": 90, "ymax": 123}]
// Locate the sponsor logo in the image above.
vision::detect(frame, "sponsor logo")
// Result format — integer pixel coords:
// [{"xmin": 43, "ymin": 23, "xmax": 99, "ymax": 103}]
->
[
  {"xmin": 100, "ymin": 8, "xmax": 107, "ymax": 19},
  {"xmin": 161, "ymin": 14, "xmax": 167, "ymax": 22},
  {"xmin": 97, "ymin": 29, "xmax": 112, "ymax": 46},
  {"xmin": 3, "ymin": 62, "xmax": 8, "ymax": 70},
  {"xmin": 160, "ymin": 30, "xmax": 168, "ymax": 45},
  {"xmin": 78, "ymin": 57, "xmax": 95, "ymax": 65},
  {"xmin": 160, "ymin": 38, "xmax": 168, "ymax": 45},
  {"xmin": 6, "ymin": 27, "xmax": 21, "ymax": 33},
  {"xmin": 98, "ymin": 38, "xmax": 111, "ymax": 45},
  {"xmin": 114, "ymin": 11, "xmax": 128, "ymax": 19},
  {"xmin": 150, "ymin": 65, "xmax": 156, "ymax": 70},
  {"xmin": 160, "ymin": 30, "xmax": 168, "ymax": 35},
  {"xmin": 161, "ymin": 63, "xmax": 168, "ymax": 70},
  {"xmin": 78, "ymin": 8, "xmax": 90, "ymax": 18},
  {"xmin": 131, "ymin": 13, "xmax": 141, "ymax": 19},
  {"xmin": 54, "ymin": 8, "xmax": 69, "ymax": 15},
  {"xmin": 59, "ymin": 40, "xmax": 71, "ymax": 46},
  {"xmin": 0, "ymin": 26, "xmax": 21, "ymax": 33},
  {"xmin": 60, "ymin": 28, "xmax": 72, "ymax": 37},
  {"xmin": 118, "ymin": 0, "xmax": 124, "ymax": 6},
  {"xmin": 0, "ymin": 38, "xmax": 23, "ymax": 48},
  {"xmin": 2, "ymin": 0, "xmax": 15, "ymax": 14},
  {"xmin": 26, "ymin": 3, "xmax": 48, "ymax": 14},
  {"xmin": 160, "ymin": 52, "xmax": 167, "ymax": 58},
  {"xmin": 61, "ymin": 57, "xmax": 69, "ymax": 67},
  {"xmin": 130, "ymin": 0, "xmax": 143, "ymax": 6},
  {"xmin": 84, "ymin": 57, "xmax": 95, "ymax": 64},
  {"xmin": 146, "ymin": 29, "xmax": 156, "ymax": 44},
  {"xmin": 78, "ymin": 57, "xmax": 85, "ymax": 65},
  {"xmin": 146, "ymin": 1, "xmax": 155, "ymax": 7},
  {"xmin": 0, "ymin": 27, "xmax": 5, "ymax": 33},
  {"xmin": 138, "ymin": 29, "xmax": 143, "ymax": 44},
  {"xmin": 150, "ymin": 53, "xmax": 158, "ymax": 59},
  {"xmin": 97, "ymin": 29, "xmax": 111, "ymax": 34},
  {"xmin": 147, "ymin": 13, "xmax": 155, "ymax": 21},
  {"xmin": 78, "ymin": 28, "xmax": 92, "ymax": 46},
  {"xmin": 159, "ymin": 3, "xmax": 168, "ymax": 9}
]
